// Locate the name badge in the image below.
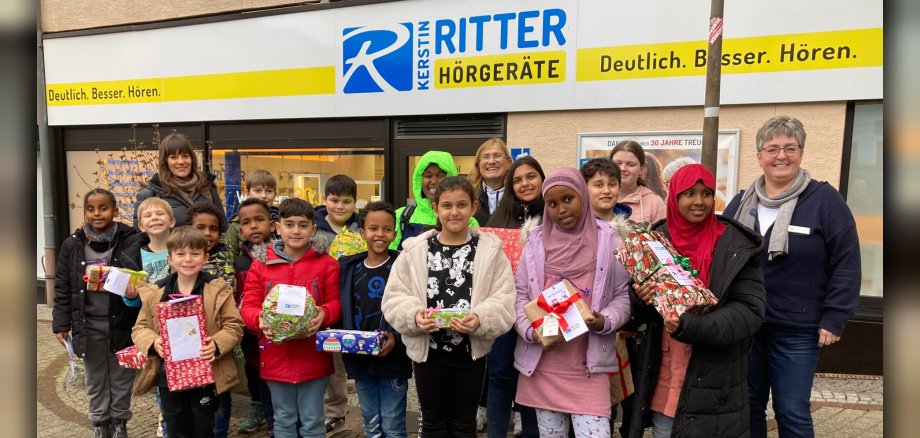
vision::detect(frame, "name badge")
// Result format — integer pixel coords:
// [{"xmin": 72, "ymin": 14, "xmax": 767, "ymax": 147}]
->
[{"xmin": 788, "ymin": 225, "xmax": 811, "ymax": 235}]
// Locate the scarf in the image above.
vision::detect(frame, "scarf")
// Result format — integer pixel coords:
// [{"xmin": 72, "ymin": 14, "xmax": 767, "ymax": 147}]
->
[
  {"xmin": 542, "ymin": 168, "xmax": 598, "ymax": 283},
  {"xmin": 82, "ymin": 223, "xmax": 116, "ymax": 244},
  {"xmin": 170, "ymin": 172, "xmax": 203, "ymax": 206},
  {"xmin": 734, "ymin": 169, "xmax": 811, "ymax": 260},
  {"xmin": 666, "ymin": 164, "xmax": 725, "ymax": 287}
]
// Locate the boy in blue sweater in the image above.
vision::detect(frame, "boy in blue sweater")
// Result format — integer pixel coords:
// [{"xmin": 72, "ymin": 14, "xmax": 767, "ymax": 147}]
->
[{"xmin": 338, "ymin": 201, "xmax": 412, "ymax": 438}]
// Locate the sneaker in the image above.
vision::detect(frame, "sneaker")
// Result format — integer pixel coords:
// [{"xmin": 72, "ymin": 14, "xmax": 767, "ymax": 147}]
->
[
  {"xmin": 238, "ymin": 400, "xmax": 265, "ymax": 433},
  {"xmin": 513, "ymin": 411, "xmax": 522, "ymax": 436},
  {"xmin": 111, "ymin": 420, "xmax": 128, "ymax": 438},
  {"xmin": 476, "ymin": 406, "xmax": 487, "ymax": 432},
  {"xmin": 324, "ymin": 417, "xmax": 346, "ymax": 436}
]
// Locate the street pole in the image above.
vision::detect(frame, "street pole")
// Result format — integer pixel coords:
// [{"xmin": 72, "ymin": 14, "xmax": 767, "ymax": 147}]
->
[
  {"xmin": 38, "ymin": 7, "xmax": 57, "ymax": 307},
  {"xmin": 701, "ymin": 0, "xmax": 724, "ymax": 178}
]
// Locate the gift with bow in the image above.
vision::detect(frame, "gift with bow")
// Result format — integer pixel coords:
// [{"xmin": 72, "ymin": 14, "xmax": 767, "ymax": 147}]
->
[{"xmin": 523, "ymin": 279, "xmax": 595, "ymax": 348}]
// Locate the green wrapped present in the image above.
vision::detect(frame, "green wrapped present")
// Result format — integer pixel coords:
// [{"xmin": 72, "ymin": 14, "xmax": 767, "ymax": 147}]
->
[
  {"xmin": 261, "ymin": 283, "xmax": 317, "ymax": 343},
  {"xmin": 329, "ymin": 227, "xmax": 367, "ymax": 260},
  {"xmin": 429, "ymin": 307, "xmax": 470, "ymax": 329}
]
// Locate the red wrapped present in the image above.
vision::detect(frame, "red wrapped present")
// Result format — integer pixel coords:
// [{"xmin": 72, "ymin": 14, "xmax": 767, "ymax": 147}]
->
[
  {"xmin": 615, "ymin": 222, "xmax": 718, "ymax": 319},
  {"xmin": 115, "ymin": 345, "xmax": 147, "ymax": 369},
  {"xmin": 156, "ymin": 295, "xmax": 214, "ymax": 392},
  {"xmin": 479, "ymin": 227, "xmax": 523, "ymax": 273}
]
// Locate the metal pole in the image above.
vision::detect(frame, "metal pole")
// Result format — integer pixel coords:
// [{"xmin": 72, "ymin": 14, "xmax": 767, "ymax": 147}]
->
[
  {"xmin": 37, "ymin": 8, "xmax": 57, "ymax": 307},
  {"xmin": 701, "ymin": 0, "xmax": 724, "ymax": 177}
]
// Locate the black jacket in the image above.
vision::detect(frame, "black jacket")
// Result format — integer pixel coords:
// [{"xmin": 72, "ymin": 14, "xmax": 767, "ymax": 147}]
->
[
  {"xmin": 52, "ymin": 223, "xmax": 143, "ymax": 357},
  {"xmin": 473, "ymin": 187, "xmax": 493, "ymax": 228},
  {"xmin": 627, "ymin": 217, "xmax": 765, "ymax": 438},
  {"xmin": 338, "ymin": 250, "xmax": 412, "ymax": 380},
  {"xmin": 134, "ymin": 173, "xmax": 226, "ymax": 230}
]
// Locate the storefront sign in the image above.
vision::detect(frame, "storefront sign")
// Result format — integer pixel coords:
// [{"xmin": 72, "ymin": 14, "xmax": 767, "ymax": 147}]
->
[
  {"xmin": 578, "ymin": 130, "xmax": 740, "ymax": 213},
  {"xmin": 43, "ymin": 0, "xmax": 882, "ymax": 125}
]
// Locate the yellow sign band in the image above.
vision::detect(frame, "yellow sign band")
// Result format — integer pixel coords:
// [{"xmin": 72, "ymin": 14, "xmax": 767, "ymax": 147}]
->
[
  {"xmin": 576, "ymin": 28, "xmax": 882, "ymax": 82},
  {"xmin": 46, "ymin": 66, "xmax": 336, "ymax": 106},
  {"xmin": 434, "ymin": 50, "xmax": 566, "ymax": 89}
]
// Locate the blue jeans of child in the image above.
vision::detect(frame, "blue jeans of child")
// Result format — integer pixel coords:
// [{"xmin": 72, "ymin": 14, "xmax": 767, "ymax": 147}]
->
[
  {"xmin": 266, "ymin": 377, "xmax": 329, "ymax": 438},
  {"xmin": 748, "ymin": 322, "xmax": 821, "ymax": 438},
  {"xmin": 353, "ymin": 368, "xmax": 408, "ymax": 438},
  {"xmin": 486, "ymin": 330, "xmax": 539, "ymax": 438},
  {"xmin": 213, "ymin": 392, "xmax": 231, "ymax": 438}
]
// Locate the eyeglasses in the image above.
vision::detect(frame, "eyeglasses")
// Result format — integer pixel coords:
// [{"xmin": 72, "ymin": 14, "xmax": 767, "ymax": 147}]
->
[
  {"xmin": 479, "ymin": 153, "xmax": 506, "ymax": 161},
  {"xmin": 761, "ymin": 144, "xmax": 800, "ymax": 157}
]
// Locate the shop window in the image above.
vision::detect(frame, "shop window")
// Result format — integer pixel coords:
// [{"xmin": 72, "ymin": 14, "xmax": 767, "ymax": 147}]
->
[
  {"xmin": 210, "ymin": 148, "xmax": 385, "ymax": 216},
  {"xmin": 843, "ymin": 102, "xmax": 883, "ymax": 297}
]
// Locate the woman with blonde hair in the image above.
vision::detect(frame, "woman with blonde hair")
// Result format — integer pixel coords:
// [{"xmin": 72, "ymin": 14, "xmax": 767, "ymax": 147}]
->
[
  {"xmin": 469, "ymin": 138, "xmax": 512, "ymax": 227},
  {"xmin": 134, "ymin": 131, "xmax": 226, "ymax": 229}
]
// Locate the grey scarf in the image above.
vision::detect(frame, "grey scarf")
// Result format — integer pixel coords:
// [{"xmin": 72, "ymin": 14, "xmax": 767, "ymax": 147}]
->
[
  {"xmin": 172, "ymin": 172, "xmax": 203, "ymax": 206},
  {"xmin": 734, "ymin": 169, "xmax": 811, "ymax": 260}
]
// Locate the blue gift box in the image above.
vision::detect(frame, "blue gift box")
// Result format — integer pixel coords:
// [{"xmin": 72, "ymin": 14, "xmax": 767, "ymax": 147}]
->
[{"xmin": 315, "ymin": 330, "xmax": 381, "ymax": 355}]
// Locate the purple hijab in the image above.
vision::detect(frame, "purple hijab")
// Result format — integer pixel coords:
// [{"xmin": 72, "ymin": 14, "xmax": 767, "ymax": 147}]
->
[{"xmin": 541, "ymin": 168, "xmax": 599, "ymax": 281}]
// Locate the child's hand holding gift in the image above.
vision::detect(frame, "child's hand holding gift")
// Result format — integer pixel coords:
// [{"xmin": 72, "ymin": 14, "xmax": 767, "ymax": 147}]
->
[
  {"xmin": 450, "ymin": 314, "xmax": 480, "ymax": 334},
  {"xmin": 153, "ymin": 337, "xmax": 164, "ymax": 357},
  {"xmin": 200, "ymin": 336, "xmax": 217, "ymax": 362},
  {"xmin": 307, "ymin": 307, "xmax": 326, "ymax": 336},
  {"xmin": 415, "ymin": 310, "xmax": 438, "ymax": 333},
  {"xmin": 633, "ymin": 282, "xmax": 656, "ymax": 305},
  {"xmin": 664, "ymin": 314, "xmax": 681, "ymax": 334},
  {"xmin": 586, "ymin": 312, "xmax": 606, "ymax": 332},
  {"xmin": 258, "ymin": 311, "xmax": 273, "ymax": 339},
  {"xmin": 378, "ymin": 331, "xmax": 396, "ymax": 357},
  {"xmin": 124, "ymin": 283, "xmax": 139, "ymax": 300}
]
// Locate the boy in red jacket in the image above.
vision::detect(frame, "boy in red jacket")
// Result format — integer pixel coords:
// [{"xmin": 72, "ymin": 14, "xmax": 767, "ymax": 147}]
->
[{"xmin": 240, "ymin": 198, "xmax": 342, "ymax": 438}]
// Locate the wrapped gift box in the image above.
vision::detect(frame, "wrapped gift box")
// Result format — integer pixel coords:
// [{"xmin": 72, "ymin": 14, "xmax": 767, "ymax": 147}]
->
[
  {"xmin": 83, "ymin": 265, "xmax": 149, "ymax": 291},
  {"xmin": 115, "ymin": 345, "xmax": 147, "ymax": 369},
  {"xmin": 262, "ymin": 283, "xmax": 317, "ymax": 344},
  {"xmin": 156, "ymin": 295, "xmax": 214, "ymax": 392},
  {"xmin": 478, "ymin": 227, "xmax": 523, "ymax": 273},
  {"xmin": 608, "ymin": 333, "xmax": 635, "ymax": 404},
  {"xmin": 329, "ymin": 228, "xmax": 368, "ymax": 260},
  {"xmin": 615, "ymin": 222, "xmax": 718, "ymax": 319},
  {"xmin": 430, "ymin": 307, "xmax": 470, "ymax": 328},
  {"xmin": 523, "ymin": 279, "xmax": 595, "ymax": 348},
  {"xmin": 315, "ymin": 330, "xmax": 381, "ymax": 355}
]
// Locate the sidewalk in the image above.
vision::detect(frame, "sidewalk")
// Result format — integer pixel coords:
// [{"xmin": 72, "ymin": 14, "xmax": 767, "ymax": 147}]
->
[{"xmin": 36, "ymin": 305, "xmax": 882, "ymax": 437}]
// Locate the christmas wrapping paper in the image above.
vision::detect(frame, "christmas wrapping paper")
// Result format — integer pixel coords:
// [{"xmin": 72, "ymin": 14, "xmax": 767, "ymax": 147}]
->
[
  {"xmin": 115, "ymin": 345, "xmax": 147, "ymax": 369},
  {"xmin": 429, "ymin": 307, "xmax": 470, "ymax": 328},
  {"xmin": 523, "ymin": 280, "xmax": 595, "ymax": 349},
  {"xmin": 315, "ymin": 330, "xmax": 382, "ymax": 355},
  {"xmin": 478, "ymin": 227, "xmax": 523, "ymax": 273},
  {"xmin": 83, "ymin": 265, "xmax": 149, "ymax": 291},
  {"xmin": 156, "ymin": 295, "xmax": 214, "ymax": 392},
  {"xmin": 608, "ymin": 333, "xmax": 635, "ymax": 404},
  {"xmin": 615, "ymin": 223, "xmax": 718, "ymax": 319},
  {"xmin": 262, "ymin": 283, "xmax": 317, "ymax": 344},
  {"xmin": 329, "ymin": 228, "xmax": 368, "ymax": 260}
]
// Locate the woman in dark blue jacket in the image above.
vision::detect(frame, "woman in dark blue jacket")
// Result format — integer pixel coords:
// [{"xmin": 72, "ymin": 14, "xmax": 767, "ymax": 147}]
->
[{"xmin": 723, "ymin": 116, "xmax": 861, "ymax": 438}]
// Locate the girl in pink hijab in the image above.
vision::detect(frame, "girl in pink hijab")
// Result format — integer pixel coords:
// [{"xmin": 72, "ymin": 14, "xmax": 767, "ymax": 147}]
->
[{"xmin": 512, "ymin": 168, "xmax": 632, "ymax": 437}]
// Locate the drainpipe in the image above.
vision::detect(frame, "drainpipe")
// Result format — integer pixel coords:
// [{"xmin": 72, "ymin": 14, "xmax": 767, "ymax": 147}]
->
[{"xmin": 37, "ymin": 7, "xmax": 56, "ymax": 307}]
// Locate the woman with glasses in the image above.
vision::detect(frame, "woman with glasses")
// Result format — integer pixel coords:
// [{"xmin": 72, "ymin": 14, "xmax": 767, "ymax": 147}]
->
[
  {"xmin": 723, "ymin": 116, "xmax": 862, "ymax": 438},
  {"xmin": 470, "ymin": 138, "xmax": 513, "ymax": 227}
]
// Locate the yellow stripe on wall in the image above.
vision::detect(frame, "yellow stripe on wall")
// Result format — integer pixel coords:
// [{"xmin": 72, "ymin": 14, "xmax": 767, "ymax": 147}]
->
[
  {"xmin": 576, "ymin": 28, "xmax": 882, "ymax": 82},
  {"xmin": 46, "ymin": 66, "xmax": 336, "ymax": 106}
]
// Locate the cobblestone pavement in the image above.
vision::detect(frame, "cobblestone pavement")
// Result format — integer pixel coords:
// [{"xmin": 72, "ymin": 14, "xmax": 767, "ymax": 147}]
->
[{"xmin": 37, "ymin": 306, "xmax": 882, "ymax": 437}]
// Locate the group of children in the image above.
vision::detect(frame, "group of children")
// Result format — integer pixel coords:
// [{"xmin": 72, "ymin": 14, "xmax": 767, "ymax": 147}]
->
[{"xmin": 54, "ymin": 150, "xmax": 643, "ymax": 438}]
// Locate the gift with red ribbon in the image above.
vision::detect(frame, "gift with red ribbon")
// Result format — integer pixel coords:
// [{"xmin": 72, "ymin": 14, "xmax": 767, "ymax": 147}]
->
[
  {"xmin": 156, "ymin": 294, "xmax": 214, "ymax": 392},
  {"xmin": 523, "ymin": 279, "xmax": 595, "ymax": 348},
  {"xmin": 115, "ymin": 345, "xmax": 147, "ymax": 369}
]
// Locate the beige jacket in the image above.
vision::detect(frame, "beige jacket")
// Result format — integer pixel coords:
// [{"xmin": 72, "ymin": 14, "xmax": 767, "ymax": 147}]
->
[
  {"xmin": 131, "ymin": 276, "xmax": 244, "ymax": 395},
  {"xmin": 381, "ymin": 228, "xmax": 515, "ymax": 363}
]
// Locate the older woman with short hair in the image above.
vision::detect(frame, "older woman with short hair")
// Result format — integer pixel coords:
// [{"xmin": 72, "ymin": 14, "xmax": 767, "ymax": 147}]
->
[{"xmin": 723, "ymin": 116, "xmax": 861, "ymax": 438}]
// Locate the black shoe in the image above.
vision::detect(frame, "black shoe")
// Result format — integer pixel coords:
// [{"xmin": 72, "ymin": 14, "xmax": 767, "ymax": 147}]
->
[
  {"xmin": 111, "ymin": 419, "xmax": 128, "ymax": 438},
  {"xmin": 91, "ymin": 421, "xmax": 111, "ymax": 438},
  {"xmin": 324, "ymin": 417, "xmax": 346, "ymax": 436}
]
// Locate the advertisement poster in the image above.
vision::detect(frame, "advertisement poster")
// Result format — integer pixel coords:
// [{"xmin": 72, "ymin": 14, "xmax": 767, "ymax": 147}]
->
[{"xmin": 578, "ymin": 130, "xmax": 739, "ymax": 212}]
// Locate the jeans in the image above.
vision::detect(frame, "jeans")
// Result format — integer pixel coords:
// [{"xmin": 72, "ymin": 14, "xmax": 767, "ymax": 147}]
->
[
  {"xmin": 748, "ymin": 323, "xmax": 820, "ymax": 438},
  {"xmin": 415, "ymin": 360, "xmax": 486, "ymax": 437},
  {"xmin": 651, "ymin": 412, "xmax": 673, "ymax": 438},
  {"xmin": 160, "ymin": 385, "xmax": 219, "ymax": 438},
  {"xmin": 157, "ymin": 388, "xmax": 167, "ymax": 434},
  {"xmin": 354, "ymin": 369, "xmax": 409, "ymax": 438},
  {"xmin": 214, "ymin": 391, "xmax": 232, "ymax": 438},
  {"xmin": 486, "ymin": 330, "xmax": 539, "ymax": 438},
  {"xmin": 267, "ymin": 377, "xmax": 329, "ymax": 438}
]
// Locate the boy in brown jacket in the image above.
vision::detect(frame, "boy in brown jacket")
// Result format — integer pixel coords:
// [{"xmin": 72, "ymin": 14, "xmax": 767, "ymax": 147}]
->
[{"xmin": 132, "ymin": 225, "xmax": 244, "ymax": 437}]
